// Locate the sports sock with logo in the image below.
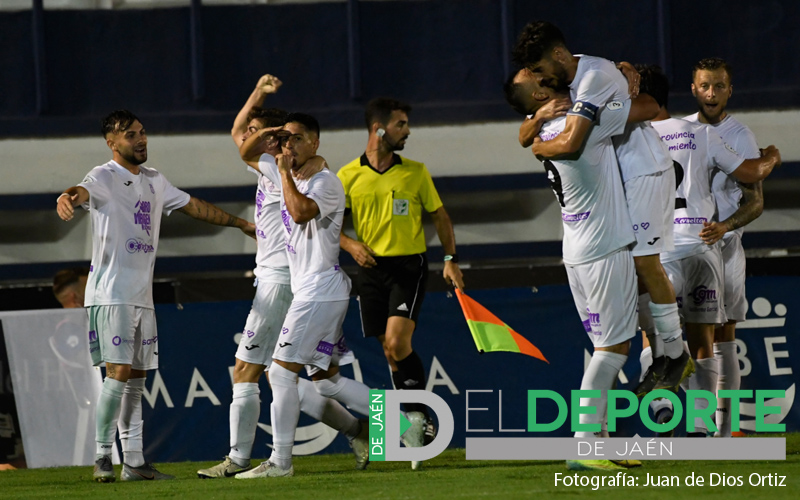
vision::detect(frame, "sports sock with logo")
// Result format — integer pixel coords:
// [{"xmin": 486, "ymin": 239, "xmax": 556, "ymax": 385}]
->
[
  {"xmin": 714, "ymin": 341, "xmax": 740, "ymax": 437},
  {"xmin": 96, "ymin": 377, "xmax": 125, "ymax": 459},
  {"xmin": 229, "ymin": 382, "xmax": 259, "ymax": 467},
  {"xmin": 689, "ymin": 357, "xmax": 720, "ymax": 434},
  {"xmin": 118, "ymin": 377, "xmax": 146, "ymax": 467},
  {"xmin": 650, "ymin": 302, "xmax": 683, "ymax": 359}
]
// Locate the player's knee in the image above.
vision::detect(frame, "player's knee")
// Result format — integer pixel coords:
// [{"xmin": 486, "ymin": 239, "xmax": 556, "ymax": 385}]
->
[
  {"xmin": 314, "ymin": 373, "xmax": 343, "ymax": 398},
  {"xmin": 233, "ymin": 361, "xmax": 264, "ymax": 384}
]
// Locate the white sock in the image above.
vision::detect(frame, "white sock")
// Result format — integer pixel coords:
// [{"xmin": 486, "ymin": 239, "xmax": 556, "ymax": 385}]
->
[
  {"xmin": 714, "ymin": 341, "xmax": 740, "ymax": 437},
  {"xmin": 119, "ymin": 377, "xmax": 146, "ymax": 467},
  {"xmin": 267, "ymin": 364, "xmax": 299, "ymax": 470},
  {"xmin": 574, "ymin": 351, "xmax": 627, "ymax": 438},
  {"xmin": 298, "ymin": 378, "xmax": 359, "ymax": 439},
  {"xmin": 650, "ymin": 397, "xmax": 673, "ymax": 415},
  {"xmin": 313, "ymin": 373, "xmax": 370, "ymax": 416},
  {"xmin": 650, "ymin": 302, "xmax": 683, "ymax": 359},
  {"xmin": 229, "ymin": 382, "xmax": 260, "ymax": 466},
  {"xmin": 96, "ymin": 377, "xmax": 125, "ymax": 458},
  {"xmin": 639, "ymin": 346, "xmax": 653, "ymax": 384},
  {"xmin": 689, "ymin": 357, "xmax": 719, "ymax": 434}
]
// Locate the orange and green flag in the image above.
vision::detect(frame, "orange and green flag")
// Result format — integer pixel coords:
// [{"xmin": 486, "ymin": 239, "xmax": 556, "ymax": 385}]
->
[{"xmin": 455, "ymin": 289, "xmax": 548, "ymax": 363}]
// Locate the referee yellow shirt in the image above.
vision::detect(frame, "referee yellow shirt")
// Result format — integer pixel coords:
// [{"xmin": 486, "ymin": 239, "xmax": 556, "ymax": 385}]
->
[{"xmin": 337, "ymin": 153, "xmax": 443, "ymax": 257}]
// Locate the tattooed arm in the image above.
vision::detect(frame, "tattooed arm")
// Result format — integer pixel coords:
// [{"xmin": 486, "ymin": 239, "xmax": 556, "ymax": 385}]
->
[
  {"xmin": 699, "ymin": 181, "xmax": 764, "ymax": 245},
  {"xmin": 178, "ymin": 196, "xmax": 256, "ymax": 238}
]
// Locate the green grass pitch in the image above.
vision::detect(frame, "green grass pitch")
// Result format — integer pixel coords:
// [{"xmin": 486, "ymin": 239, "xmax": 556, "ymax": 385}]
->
[{"xmin": 3, "ymin": 434, "xmax": 798, "ymax": 499}]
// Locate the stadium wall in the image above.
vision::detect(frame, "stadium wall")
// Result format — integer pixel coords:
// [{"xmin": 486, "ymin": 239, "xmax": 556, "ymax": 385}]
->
[{"xmin": 2, "ymin": 282, "xmax": 796, "ymax": 465}]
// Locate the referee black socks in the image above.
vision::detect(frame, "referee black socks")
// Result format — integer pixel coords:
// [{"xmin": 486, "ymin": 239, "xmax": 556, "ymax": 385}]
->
[{"xmin": 393, "ymin": 351, "xmax": 430, "ymax": 417}]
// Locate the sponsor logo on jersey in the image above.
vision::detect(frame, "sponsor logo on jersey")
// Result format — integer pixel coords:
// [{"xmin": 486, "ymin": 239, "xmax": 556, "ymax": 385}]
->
[
  {"xmin": 691, "ymin": 285, "xmax": 717, "ymax": 306},
  {"xmin": 278, "ymin": 342, "xmax": 292, "ymax": 348},
  {"xmin": 124, "ymin": 181, "xmax": 133, "ymax": 186},
  {"xmin": 648, "ymin": 237, "xmax": 661, "ymax": 245},
  {"xmin": 281, "ymin": 327, "xmax": 289, "ymax": 335},
  {"xmin": 112, "ymin": 336, "xmax": 135, "ymax": 346},
  {"xmin": 134, "ymin": 199, "xmax": 152, "ymax": 235},
  {"xmin": 397, "ymin": 303, "xmax": 409, "ymax": 312},
  {"xmin": 89, "ymin": 330, "xmax": 97, "ymax": 341},
  {"xmin": 316, "ymin": 340, "xmax": 334, "ymax": 356},
  {"xmin": 142, "ymin": 335, "xmax": 158, "ymax": 346},
  {"xmin": 675, "ymin": 217, "xmax": 707, "ymax": 224},
  {"xmin": 562, "ymin": 211, "xmax": 591, "ymax": 222},
  {"xmin": 256, "ymin": 189, "xmax": 266, "ymax": 217},
  {"xmin": 126, "ymin": 238, "xmax": 155, "ymax": 254},
  {"xmin": 280, "ymin": 206, "xmax": 293, "ymax": 235},
  {"xmin": 245, "ymin": 329, "xmax": 255, "ymax": 338},
  {"xmin": 245, "ymin": 344, "xmax": 260, "ymax": 351}
]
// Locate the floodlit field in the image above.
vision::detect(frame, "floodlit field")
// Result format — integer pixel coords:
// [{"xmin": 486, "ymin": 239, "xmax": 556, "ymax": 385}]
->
[{"xmin": 3, "ymin": 434, "xmax": 798, "ymax": 499}]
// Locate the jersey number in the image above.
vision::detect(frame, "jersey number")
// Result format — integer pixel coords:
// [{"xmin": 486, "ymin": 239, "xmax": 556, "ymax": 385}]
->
[
  {"xmin": 544, "ymin": 160, "xmax": 565, "ymax": 208},
  {"xmin": 673, "ymin": 160, "xmax": 687, "ymax": 209}
]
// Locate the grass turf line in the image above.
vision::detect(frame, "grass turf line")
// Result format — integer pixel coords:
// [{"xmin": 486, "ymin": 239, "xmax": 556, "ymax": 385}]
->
[{"xmin": 1, "ymin": 433, "xmax": 798, "ymax": 499}]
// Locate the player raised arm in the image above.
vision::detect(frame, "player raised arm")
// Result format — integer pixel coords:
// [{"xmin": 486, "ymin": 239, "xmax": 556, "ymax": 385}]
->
[
  {"xmin": 56, "ymin": 186, "xmax": 90, "ymax": 221},
  {"xmin": 177, "ymin": 196, "xmax": 256, "ymax": 238},
  {"xmin": 239, "ymin": 125, "xmax": 289, "ymax": 171},
  {"xmin": 699, "ymin": 181, "xmax": 764, "ymax": 245},
  {"xmin": 231, "ymin": 74, "xmax": 282, "ymax": 146}
]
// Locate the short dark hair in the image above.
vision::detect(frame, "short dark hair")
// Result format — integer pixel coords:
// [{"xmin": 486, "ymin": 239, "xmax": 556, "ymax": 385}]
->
[
  {"xmin": 247, "ymin": 107, "xmax": 289, "ymax": 128},
  {"xmin": 101, "ymin": 109, "xmax": 140, "ymax": 137},
  {"xmin": 53, "ymin": 267, "xmax": 90, "ymax": 297},
  {"xmin": 503, "ymin": 71, "xmax": 530, "ymax": 115},
  {"xmin": 285, "ymin": 112, "xmax": 320, "ymax": 137},
  {"xmin": 636, "ymin": 64, "xmax": 670, "ymax": 109},
  {"xmin": 693, "ymin": 57, "xmax": 733, "ymax": 81},
  {"xmin": 364, "ymin": 97, "xmax": 412, "ymax": 131},
  {"xmin": 512, "ymin": 21, "xmax": 567, "ymax": 68}
]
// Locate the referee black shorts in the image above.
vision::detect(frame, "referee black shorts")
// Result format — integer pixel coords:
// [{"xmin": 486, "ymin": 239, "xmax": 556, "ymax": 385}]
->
[{"xmin": 356, "ymin": 253, "xmax": 428, "ymax": 338}]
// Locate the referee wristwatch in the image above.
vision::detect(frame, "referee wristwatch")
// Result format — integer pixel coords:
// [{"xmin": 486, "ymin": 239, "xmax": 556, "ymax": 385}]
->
[{"xmin": 443, "ymin": 254, "xmax": 459, "ymax": 264}]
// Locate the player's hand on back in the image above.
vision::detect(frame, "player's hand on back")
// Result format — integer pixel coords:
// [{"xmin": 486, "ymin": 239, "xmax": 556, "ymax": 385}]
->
[
  {"xmin": 444, "ymin": 261, "xmax": 465, "ymax": 290},
  {"xmin": 699, "ymin": 221, "xmax": 728, "ymax": 245},
  {"xmin": 535, "ymin": 97, "xmax": 571, "ymax": 123},
  {"xmin": 256, "ymin": 74, "xmax": 282, "ymax": 95},
  {"xmin": 294, "ymin": 155, "xmax": 328, "ymax": 180},
  {"xmin": 617, "ymin": 61, "xmax": 640, "ymax": 98}
]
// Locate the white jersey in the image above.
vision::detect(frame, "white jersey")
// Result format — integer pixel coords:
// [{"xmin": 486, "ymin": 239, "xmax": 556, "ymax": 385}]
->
[
  {"xmin": 248, "ymin": 164, "xmax": 290, "ymax": 284},
  {"xmin": 540, "ymin": 98, "xmax": 635, "ymax": 265},
  {"xmin": 651, "ymin": 118, "xmax": 744, "ymax": 262},
  {"xmin": 78, "ymin": 160, "xmax": 190, "ymax": 308},
  {"xmin": 569, "ymin": 55, "xmax": 673, "ymax": 181},
  {"xmin": 684, "ymin": 112, "xmax": 760, "ymax": 239},
  {"xmin": 258, "ymin": 155, "xmax": 351, "ymax": 302}
]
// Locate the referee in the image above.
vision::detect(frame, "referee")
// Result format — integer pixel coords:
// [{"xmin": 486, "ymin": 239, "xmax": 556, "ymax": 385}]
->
[{"xmin": 338, "ymin": 97, "xmax": 464, "ymax": 446}]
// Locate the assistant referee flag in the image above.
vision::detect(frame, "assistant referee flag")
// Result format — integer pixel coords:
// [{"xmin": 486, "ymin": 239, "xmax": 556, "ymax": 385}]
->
[{"xmin": 455, "ymin": 289, "xmax": 548, "ymax": 363}]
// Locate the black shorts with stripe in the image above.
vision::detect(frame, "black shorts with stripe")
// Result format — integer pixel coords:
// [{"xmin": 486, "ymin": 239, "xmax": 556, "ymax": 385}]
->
[{"xmin": 356, "ymin": 253, "xmax": 428, "ymax": 338}]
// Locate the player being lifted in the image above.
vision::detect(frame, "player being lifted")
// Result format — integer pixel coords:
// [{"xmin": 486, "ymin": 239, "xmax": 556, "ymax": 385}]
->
[{"xmin": 512, "ymin": 21, "xmax": 690, "ymax": 396}]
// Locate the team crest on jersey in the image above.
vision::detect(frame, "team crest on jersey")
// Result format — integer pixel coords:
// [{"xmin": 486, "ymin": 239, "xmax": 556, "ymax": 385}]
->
[
  {"xmin": 393, "ymin": 199, "xmax": 409, "ymax": 216},
  {"xmin": 606, "ymin": 101, "xmax": 623, "ymax": 110}
]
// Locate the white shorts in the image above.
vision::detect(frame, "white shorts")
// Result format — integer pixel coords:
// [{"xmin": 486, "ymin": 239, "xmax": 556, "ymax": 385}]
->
[
  {"xmin": 566, "ymin": 249, "xmax": 638, "ymax": 348},
  {"xmin": 662, "ymin": 245, "xmax": 726, "ymax": 325},
  {"xmin": 625, "ymin": 169, "xmax": 675, "ymax": 257},
  {"xmin": 235, "ymin": 280, "xmax": 293, "ymax": 368},
  {"xmin": 720, "ymin": 233, "xmax": 746, "ymax": 322},
  {"xmin": 88, "ymin": 305, "xmax": 158, "ymax": 370},
  {"xmin": 272, "ymin": 299, "xmax": 349, "ymax": 372}
]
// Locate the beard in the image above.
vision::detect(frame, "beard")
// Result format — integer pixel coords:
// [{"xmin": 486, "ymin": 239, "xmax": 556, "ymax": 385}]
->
[
  {"xmin": 120, "ymin": 148, "xmax": 146, "ymax": 166},
  {"xmin": 540, "ymin": 64, "xmax": 571, "ymax": 93}
]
